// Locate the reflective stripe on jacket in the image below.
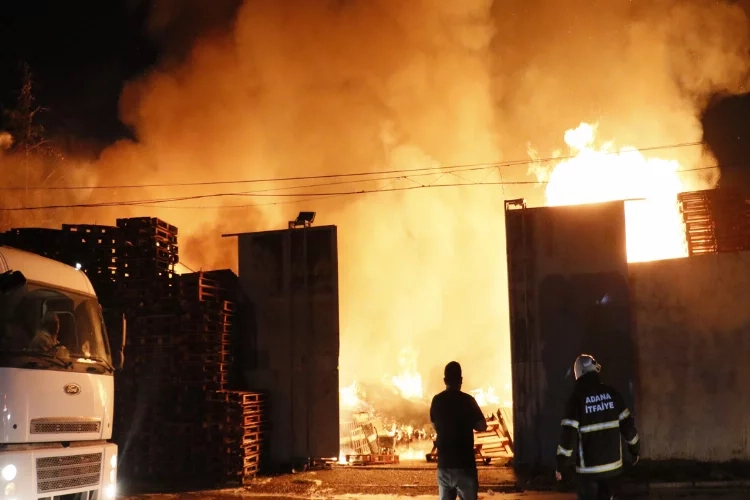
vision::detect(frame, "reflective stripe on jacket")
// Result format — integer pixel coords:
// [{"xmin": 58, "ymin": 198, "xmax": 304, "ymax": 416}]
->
[{"xmin": 556, "ymin": 372, "xmax": 640, "ymax": 477}]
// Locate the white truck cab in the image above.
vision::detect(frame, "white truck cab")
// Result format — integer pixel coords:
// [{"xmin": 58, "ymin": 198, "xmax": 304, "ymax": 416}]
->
[{"xmin": 0, "ymin": 246, "xmax": 125, "ymax": 500}]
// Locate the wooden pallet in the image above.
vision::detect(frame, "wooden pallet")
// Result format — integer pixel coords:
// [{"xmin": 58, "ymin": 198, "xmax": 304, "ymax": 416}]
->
[
  {"xmin": 180, "ymin": 286, "xmax": 223, "ymax": 302},
  {"xmin": 345, "ymin": 454, "xmax": 400, "ymax": 465},
  {"xmin": 135, "ymin": 313, "xmax": 181, "ymax": 326},
  {"xmin": 119, "ymin": 257, "xmax": 174, "ymax": 273},
  {"xmin": 207, "ymin": 390, "xmax": 267, "ymax": 405},
  {"xmin": 127, "ymin": 347, "xmax": 174, "ymax": 359},
  {"xmin": 132, "ymin": 335, "xmax": 174, "ymax": 346},
  {"xmin": 180, "ymin": 273, "xmax": 221, "ymax": 287},
  {"xmin": 180, "ymin": 351, "xmax": 233, "ymax": 364},
  {"xmin": 241, "ymin": 463, "xmax": 259, "ymax": 482},
  {"xmin": 179, "ymin": 381, "xmax": 228, "ymax": 391},
  {"xmin": 180, "ymin": 333, "xmax": 232, "ymax": 344},
  {"xmin": 238, "ymin": 413, "xmax": 265, "ymax": 426},
  {"xmin": 63, "ymin": 223, "xmax": 120, "ymax": 234},
  {"xmin": 117, "ymin": 276, "xmax": 177, "ymax": 289},
  {"xmin": 122, "ymin": 247, "xmax": 178, "ymax": 262},
  {"xmin": 181, "ymin": 310, "xmax": 234, "ymax": 323},
  {"xmin": 182, "ymin": 299, "xmax": 236, "ymax": 314},
  {"xmin": 179, "ymin": 321, "xmax": 233, "ymax": 334},
  {"xmin": 239, "ymin": 402, "xmax": 268, "ymax": 415},
  {"xmin": 117, "ymin": 216, "xmax": 179, "ymax": 235},
  {"xmin": 181, "ymin": 366, "xmax": 231, "ymax": 378}
]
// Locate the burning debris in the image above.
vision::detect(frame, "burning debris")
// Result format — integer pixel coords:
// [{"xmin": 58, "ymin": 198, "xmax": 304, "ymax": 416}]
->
[
  {"xmin": 338, "ymin": 381, "xmax": 434, "ymax": 464},
  {"xmin": 338, "ymin": 380, "xmax": 512, "ymax": 464}
]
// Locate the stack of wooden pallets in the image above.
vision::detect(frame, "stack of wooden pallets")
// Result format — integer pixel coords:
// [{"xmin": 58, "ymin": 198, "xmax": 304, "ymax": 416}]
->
[
  {"xmin": 679, "ymin": 189, "xmax": 750, "ymax": 256},
  {"xmin": 426, "ymin": 408, "xmax": 514, "ymax": 464}
]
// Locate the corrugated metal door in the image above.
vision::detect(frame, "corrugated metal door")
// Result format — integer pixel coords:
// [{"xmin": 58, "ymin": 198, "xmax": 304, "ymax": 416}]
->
[
  {"xmin": 505, "ymin": 201, "xmax": 635, "ymax": 468},
  {"xmin": 237, "ymin": 226, "xmax": 340, "ymax": 464}
]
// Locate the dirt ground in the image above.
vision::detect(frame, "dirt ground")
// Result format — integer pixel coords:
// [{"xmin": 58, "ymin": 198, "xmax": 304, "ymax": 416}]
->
[
  {"xmin": 120, "ymin": 489, "xmax": 750, "ymax": 500},
  {"xmin": 118, "ymin": 464, "xmax": 750, "ymax": 500},
  {"xmin": 119, "ymin": 464, "xmax": 517, "ymax": 498}
]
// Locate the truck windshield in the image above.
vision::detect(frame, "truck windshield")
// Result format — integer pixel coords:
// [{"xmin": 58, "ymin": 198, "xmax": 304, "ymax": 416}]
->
[{"xmin": 0, "ymin": 282, "xmax": 112, "ymax": 373}]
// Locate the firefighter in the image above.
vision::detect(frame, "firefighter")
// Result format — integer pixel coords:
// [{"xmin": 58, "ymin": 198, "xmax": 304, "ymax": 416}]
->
[{"xmin": 555, "ymin": 354, "xmax": 640, "ymax": 500}]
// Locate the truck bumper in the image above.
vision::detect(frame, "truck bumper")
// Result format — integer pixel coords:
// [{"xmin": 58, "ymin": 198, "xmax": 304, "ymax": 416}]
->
[{"xmin": 0, "ymin": 441, "xmax": 117, "ymax": 499}]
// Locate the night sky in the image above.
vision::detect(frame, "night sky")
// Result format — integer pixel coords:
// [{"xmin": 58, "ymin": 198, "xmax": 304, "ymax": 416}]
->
[
  {"xmin": 1, "ymin": 0, "xmax": 749, "ymax": 184},
  {"xmin": 0, "ymin": 1, "xmax": 155, "ymax": 152}
]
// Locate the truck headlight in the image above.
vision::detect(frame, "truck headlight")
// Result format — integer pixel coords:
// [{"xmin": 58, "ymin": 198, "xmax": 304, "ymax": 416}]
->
[
  {"xmin": 110, "ymin": 455, "xmax": 117, "ymax": 469},
  {"xmin": 104, "ymin": 483, "xmax": 116, "ymax": 499},
  {"xmin": 1, "ymin": 464, "xmax": 16, "ymax": 481}
]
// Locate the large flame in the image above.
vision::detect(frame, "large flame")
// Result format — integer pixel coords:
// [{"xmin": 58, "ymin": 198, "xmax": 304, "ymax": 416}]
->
[
  {"xmin": 534, "ymin": 123, "xmax": 689, "ymax": 263},
  {"xmin": 390, "ymin": 347, "xmax": 425, "ymax": 400},
  {"xmin": 340, "ymin": 382, "xmax": 366, "ymax": 410},
  {"xmin": 391, "ymin": 371, "xmax": 424, "ymax": 401},
  {"xmin": 470, "ymin": 386, "xmax": 509, "ymax": 409}
]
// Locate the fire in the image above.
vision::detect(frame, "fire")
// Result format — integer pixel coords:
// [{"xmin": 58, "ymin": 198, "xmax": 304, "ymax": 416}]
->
[
  {"xmin": 391, "ymin": 371, "xmax": 424, "ymax": 400},
  {"xmin": 339, "ymin": 348, "xmax": 513, "ymax": 462},
  {"xmin": 340, "ymin": 382, "xmax": 364, "ymax": 410},
  {"xmin": 533, "ymin": 123, "xmax": 689, "ymax": 263},
  {"xmin": 398, "ymin": 448, "xmax": 426, "ymax": 461},
  {"xmin": 470, "ymin": 386, "xmax": 500, "ymax": 408},
  {"xmin": 338, "ymin": 377, "xmax": 513, "ymax": 463},
  {"xmin": 390, "ymin": 347, "xmax": 425, "ymax": 400}
]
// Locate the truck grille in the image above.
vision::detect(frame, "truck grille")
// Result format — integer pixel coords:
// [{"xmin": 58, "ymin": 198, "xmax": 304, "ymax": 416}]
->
[
  {"xmin": 30, "ymin": 417, "xmax": 101, "ymax": 434},
  {"xmin": 36, "ymin": 453, "xmax": 102, "ymax": 494}
]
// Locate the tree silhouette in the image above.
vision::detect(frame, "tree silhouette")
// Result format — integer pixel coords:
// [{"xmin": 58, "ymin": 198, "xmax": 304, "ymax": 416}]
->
[
  {"xmin": 4, "ymin": 62, "xmax": 61, "ymax": 157},
  {"xmin": 2, "ymin": 61, "xmax": 64, "ymax": 226}
]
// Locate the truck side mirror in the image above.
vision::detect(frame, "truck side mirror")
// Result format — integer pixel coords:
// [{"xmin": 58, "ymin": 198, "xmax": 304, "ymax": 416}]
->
[
  {"xmin": 112, "ymin": 314, "xmax": 127, "ymax": 371},
  {"xmin": 103, "ymin": 308, "xmax": 127, "ymax": 371},
  {"xmin": 0, "ymin": 270, "xmax": 26, "ymax": 293}
]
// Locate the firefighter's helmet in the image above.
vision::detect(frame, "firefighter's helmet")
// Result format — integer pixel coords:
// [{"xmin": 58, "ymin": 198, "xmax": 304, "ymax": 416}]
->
[{"xmin": 573, "ymin": 354, "xmax": 601, "ymax": 380}]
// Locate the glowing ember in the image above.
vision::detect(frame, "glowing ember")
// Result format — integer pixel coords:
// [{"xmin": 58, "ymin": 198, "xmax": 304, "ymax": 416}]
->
[{"xmin": 532, "ymin": 123, "xmax": 689, "ymax": 263}]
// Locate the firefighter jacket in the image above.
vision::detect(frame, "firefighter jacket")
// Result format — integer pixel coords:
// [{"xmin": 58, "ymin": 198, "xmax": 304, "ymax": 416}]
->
[{"xmin": 556, "ymin": 372, "xmax": 640, "ymax": 477}]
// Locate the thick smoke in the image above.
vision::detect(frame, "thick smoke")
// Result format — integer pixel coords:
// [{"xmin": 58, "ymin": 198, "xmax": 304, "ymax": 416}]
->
[
  {"xmin": 4, "ymin": 0, "xmax": 750, "ymax": 402},
  {"xmin": 99, "ymin": 0, "xmax": 509, "ymax": 397},
  {"xmin": 492, "ymin": 0, "xmax": 749, "ymax": 171},
  {"xmin": 0, "ymin": 145, "xmax": 98, "ymax": 231},
  {"xmin": 0, "ymin": 132, "xmax": 12, "ymax": 150}
]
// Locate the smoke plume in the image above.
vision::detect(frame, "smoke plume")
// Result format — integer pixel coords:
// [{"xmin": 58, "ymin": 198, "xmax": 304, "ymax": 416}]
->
[
  {"xmin": 98, "ymin": 0, "xmax": 509, "ymax": 397},
  {"xmin": 0, "ymin": 132, "xmax": 12, "ymax": 151},
  {"xmin": 4, "ymin": 0, "xmax": 750, "ymax": 401}
]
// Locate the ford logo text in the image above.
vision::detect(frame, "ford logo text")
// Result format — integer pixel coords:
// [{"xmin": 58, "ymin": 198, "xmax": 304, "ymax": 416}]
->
[{"xmin": 63, "ymin": 383, "xmax": 81, "ymax": 396}]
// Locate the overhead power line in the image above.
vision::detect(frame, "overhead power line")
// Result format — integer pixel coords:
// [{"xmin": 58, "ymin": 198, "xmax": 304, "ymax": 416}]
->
[
  {"xmin": 0, "ymin": 163, "xmax": 720, "ymax": 212},
  {"xmin": 0, "ymin": 140, "xmax": 705, "ymax": 192}
]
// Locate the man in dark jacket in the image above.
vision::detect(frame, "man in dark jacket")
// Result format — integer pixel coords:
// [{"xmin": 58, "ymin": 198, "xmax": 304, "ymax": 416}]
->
[
  {"xmin": 430, "ymin": 361, "xmax": 487, "ymax": 500},
  {"xmin": 555, "ymin": 354, "xmax": 640, "ymax": 500}
]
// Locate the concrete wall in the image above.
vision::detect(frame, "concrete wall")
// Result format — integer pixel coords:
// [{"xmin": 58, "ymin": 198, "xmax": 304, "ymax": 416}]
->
[
  {"xmin": 505, "ymin": 201, "xmax": 636, "ymax": 468},
  {"xmin": 630, "ymin": 252, "xmax": 750, "ymax": 461}
]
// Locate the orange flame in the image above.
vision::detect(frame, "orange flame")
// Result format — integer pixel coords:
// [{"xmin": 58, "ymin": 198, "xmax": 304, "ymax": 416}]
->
[
  {"xmin": 390, "ymin": 347, "xmax": 425, "ymax": 400},
  {"xmin": 340, "ymin": 382, "xmax": 365, "ymax": 410},
  {"xmin": 391, "ymin": 371, "xmax": 424, "ymax": 400},
  {"xmin": 532, "ymin": 123, "xmax": 689, "ymax": 263}
]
